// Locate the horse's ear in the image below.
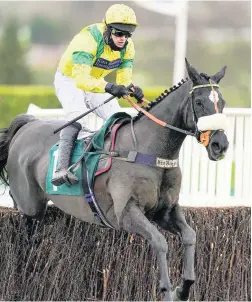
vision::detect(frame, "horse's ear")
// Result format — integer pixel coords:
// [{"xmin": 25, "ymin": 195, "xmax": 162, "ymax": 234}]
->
[
  {"xmin": 211, "ymin": 66, "xmax": 227, "ymax": 83},
  {"xmin": 185, "ymin": 58, "xmax": 201, "ymax": 84}
]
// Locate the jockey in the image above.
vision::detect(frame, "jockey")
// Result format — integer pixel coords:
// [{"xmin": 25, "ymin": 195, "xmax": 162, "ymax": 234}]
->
[{"xmin": 52, "ymin": 3, "xmax": 144, "ymax": 186}]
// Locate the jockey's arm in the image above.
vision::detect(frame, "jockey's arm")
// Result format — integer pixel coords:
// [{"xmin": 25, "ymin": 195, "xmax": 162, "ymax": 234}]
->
[
  {"xmin": 116, "ymin": 39, "xmax": 135, "ymax": 87},
  {"xmin": 72, "ymin": 63, "xmax": 107, "ymax": 93},
  {"xmin": 71, "ymin": 32, "xmax": 107, "ymax": 93}
]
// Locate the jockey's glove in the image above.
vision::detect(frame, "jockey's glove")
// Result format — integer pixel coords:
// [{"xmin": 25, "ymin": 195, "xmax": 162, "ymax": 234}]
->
[
  {"xmin": 130, "ymin": 86, "xmax": 144, "ymax": 103},
  {"xmin": 105, "ymin": 83, "xmax": 129, "ymax": 98}
]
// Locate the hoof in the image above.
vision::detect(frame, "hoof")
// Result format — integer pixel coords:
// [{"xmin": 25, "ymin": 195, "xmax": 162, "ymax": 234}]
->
[{"xmin": 172, "ymin": 287, "xmax": 189, "ymax": 301}]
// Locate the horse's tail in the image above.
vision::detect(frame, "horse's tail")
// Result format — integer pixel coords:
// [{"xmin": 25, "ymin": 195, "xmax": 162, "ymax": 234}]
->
[{"xmin": 0, "ymin": 114, "xmax": 36, "ymax": 186}]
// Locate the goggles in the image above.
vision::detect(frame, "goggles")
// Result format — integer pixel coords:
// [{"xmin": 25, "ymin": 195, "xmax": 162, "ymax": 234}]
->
[{"xmin": 110, "ymin": 27, "xmax": 132, "ymax": 38}]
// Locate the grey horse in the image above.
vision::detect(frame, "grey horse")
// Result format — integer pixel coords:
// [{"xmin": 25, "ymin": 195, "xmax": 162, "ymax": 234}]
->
[{"xmin": 0, "ymin": 59, "xmax": 229, "ymax": 301}]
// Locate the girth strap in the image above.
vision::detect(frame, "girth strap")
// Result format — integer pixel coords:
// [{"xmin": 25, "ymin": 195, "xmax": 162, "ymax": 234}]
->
[
  {"xmin": 113, "ymin": 151, "xmax": 179, "ymax": 169},
  {"xmin": 82, "ymin": 160, "xmax": 114, "ymax": 229}
]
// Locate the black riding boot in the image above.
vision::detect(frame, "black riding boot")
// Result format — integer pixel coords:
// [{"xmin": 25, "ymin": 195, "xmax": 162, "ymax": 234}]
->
[{"xmin": 51, "ymin": 122, "xmax": 82, "ymax": 186}]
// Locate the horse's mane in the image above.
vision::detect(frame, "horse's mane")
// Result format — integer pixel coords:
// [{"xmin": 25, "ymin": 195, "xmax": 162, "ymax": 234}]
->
[
  {"xmin": 133, "ymin": 77, "xmax": 189, "ymax": 121},
  {"xmin": 133, "ymin": 72, "xmax": 212, "ymax": 122}
]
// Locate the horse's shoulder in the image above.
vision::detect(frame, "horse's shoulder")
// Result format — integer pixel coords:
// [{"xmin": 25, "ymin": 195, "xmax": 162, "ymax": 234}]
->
[{"xmin": 161, "ymin": 167, "xmax": 182, "ymax": 187}]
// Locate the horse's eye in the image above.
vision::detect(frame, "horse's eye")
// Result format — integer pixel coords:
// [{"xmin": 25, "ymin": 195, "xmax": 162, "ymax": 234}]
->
[{"xmin": 196, "ymin": 100, "xmax": 202, "ymax": 106}]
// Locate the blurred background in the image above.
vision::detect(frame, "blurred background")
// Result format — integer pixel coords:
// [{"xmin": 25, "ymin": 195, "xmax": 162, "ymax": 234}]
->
[
  {"xmin": 0, "ymin": 1, "xmax": 250, "ymax": 125},
  {"xmin": 0, "ymin": 1, "xmax": 251, "ymax": 207}
]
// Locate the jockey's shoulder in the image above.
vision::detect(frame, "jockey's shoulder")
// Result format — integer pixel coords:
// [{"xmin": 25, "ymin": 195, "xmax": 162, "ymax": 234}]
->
[{"xmin": 79, "ymin": 23, "xmax": 105, "ymax": 35}]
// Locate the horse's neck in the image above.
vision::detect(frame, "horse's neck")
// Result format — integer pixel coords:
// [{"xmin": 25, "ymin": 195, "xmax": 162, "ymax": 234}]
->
[{"xmin": 132, "ymin": 84, "xmax": 189, "ymax": 159}]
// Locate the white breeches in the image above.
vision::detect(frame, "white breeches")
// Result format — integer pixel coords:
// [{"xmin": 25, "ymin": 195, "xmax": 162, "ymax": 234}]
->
[{"xmin": 54, "ymin": 70, "xmax": 121, "ymax": 138}]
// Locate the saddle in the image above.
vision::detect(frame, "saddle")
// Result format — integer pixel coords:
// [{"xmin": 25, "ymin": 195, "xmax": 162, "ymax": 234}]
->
[{"xmin": 47, "ymin": 112, "xmax": 131, "ymax": 193}]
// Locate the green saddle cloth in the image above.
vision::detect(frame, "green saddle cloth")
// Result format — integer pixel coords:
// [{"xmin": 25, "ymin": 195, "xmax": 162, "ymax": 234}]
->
[
  {"xmin": 46, "ymin": 112, "xmax": 131, "ymax": 196},
  {"xmin": 46, "ymin": 139, "xmax": 84, "ymax": 196}
]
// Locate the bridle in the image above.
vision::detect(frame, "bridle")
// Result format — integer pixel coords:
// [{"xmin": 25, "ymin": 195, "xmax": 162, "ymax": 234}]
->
[
  {"xmin": 126, "ymin": 81, "xmax": 221, "ymax": 147},
  {"xmin": 188, "ymin": 81, "xmax": 220, "ymax": 146}
]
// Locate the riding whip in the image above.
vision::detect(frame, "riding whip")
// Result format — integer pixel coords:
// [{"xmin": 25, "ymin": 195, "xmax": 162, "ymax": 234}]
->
[{"xmin": 53, "ymin": 84, "xmax": 134, "ymax": 134}]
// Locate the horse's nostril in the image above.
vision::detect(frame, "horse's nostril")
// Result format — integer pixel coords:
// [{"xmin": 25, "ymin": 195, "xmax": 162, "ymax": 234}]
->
[{"xmin": 211, "ymin": 142, "xmax": 221, "ymax": 153}]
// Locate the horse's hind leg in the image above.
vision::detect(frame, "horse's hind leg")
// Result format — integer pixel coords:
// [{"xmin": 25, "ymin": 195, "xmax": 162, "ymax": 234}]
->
[
  {"xmin": 120, "ymin": 198, "xmax": 173, "ymax": 301},
  {"xmin": 9, "ymin": 177, "xmax": 48, "ymax": 222},
  {"xmin": 9, "ymin": 190, "xmax": 18, "ymax": 210},
  {"xmin": 154, "ymin": 204, "xmax": 196, "ymax": 301},
  {"xmin": 12, "ymin": 185, "xmax": 48, "ymax": 236}
]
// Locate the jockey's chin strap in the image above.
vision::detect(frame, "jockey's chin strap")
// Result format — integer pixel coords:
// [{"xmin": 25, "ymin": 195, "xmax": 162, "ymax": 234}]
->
[{"xmin": 126, "ymin": 81, "xmax": 220, "ymax": 147}]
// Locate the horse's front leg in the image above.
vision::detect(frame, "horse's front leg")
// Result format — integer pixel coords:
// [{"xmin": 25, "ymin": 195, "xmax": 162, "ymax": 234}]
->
[
  {"xmin": 120, "ymin": 198, "xmax": 173, "ymax": 301},
  {"xmin": 153, "ymin": 204, "xmax": 196, "ymax": 301}
]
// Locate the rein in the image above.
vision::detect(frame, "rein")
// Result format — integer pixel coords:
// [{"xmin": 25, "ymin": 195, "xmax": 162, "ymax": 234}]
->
[
  {"xmin": 126, "ymin": 81, "xmax": 220, "ymax": 146},
  {"xmin": 125, "ymin": 97, "xmax": 196, "ymax": 137}
]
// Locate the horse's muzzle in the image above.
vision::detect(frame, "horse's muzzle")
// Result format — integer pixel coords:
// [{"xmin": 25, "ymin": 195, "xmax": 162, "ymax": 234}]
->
[{"xmin": 207, "ymin": 130, "xmax": 229, "ymax": 161}]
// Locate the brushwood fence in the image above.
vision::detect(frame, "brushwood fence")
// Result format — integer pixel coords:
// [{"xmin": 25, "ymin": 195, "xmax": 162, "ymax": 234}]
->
[{"xmin": 0, "ymin": 206, "xmax": 250, "ymax": 301}]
